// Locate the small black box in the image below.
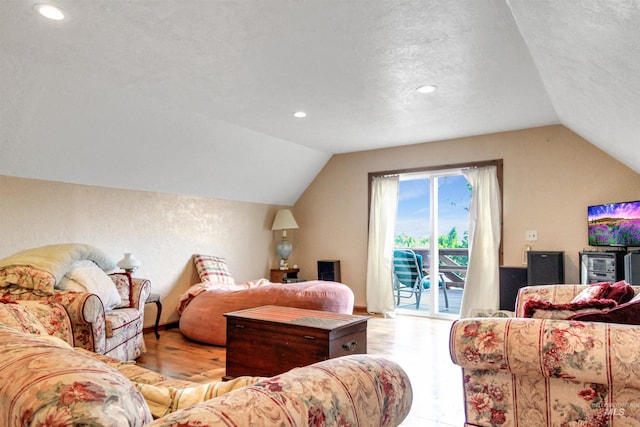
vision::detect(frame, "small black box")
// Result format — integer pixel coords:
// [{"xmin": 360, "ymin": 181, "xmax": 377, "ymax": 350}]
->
[{"xmin": 318, "ymin": 260, "xmax": 341, "ymax": 282}]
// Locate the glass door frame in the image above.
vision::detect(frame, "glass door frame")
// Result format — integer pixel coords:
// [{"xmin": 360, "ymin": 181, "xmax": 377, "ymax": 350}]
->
[
  {"xmin": 396, "ymin": 169, "xmax": 463, "ymax": 320},
  {"xmin": 368, "ymin": 159, "xmax": 504, "ymax": 320}
]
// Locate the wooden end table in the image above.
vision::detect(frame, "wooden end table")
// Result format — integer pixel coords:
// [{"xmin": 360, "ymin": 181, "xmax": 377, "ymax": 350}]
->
[
  {"xmin": 270, "ymin": 268, "xmax": 300, "ymax": 283},
  {"xmin": 224, "ymin": 305, "xmax": 368, "ymax": 379},
  {"xmin": 145, "ymin": 293, "xmax": 162, "ymax": 339}
]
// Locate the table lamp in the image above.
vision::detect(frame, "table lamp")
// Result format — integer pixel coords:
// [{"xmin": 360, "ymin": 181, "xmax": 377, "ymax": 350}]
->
[
  {"xmin": 271, "ymin": 209, "xmax": 299, "ymax": 269},
  {"xmin": 117, "ymin": 253, "xmax": 141, "ymax": 274}
]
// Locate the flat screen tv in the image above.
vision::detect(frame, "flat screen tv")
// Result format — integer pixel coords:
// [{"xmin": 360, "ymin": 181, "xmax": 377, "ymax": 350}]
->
[{"xmin": 588, "ymin": 200, "xmax": 640, "ymax": 248}]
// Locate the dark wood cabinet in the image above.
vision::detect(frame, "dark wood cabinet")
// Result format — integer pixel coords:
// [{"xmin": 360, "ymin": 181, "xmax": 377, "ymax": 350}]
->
[{"xmin": 224, "ymin": 306, "xmax": 368, "ymax": 379}]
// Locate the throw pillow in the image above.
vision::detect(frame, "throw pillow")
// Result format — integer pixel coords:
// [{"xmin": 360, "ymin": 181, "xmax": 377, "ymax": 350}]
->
[
  {"xmin": 59, "ymin": 260, "xmax": 122, "ymax": 310},
  {"xmin": 193, "ymin": 254, "xmax": 235, "ymax": 285},
  {"xmin": 0, "ymin": 302, "xmax": 50, "ymax": 335},
  {"xmin": 605, "ymin": 280, "xmax": 635, "ymax": 304},
  {"xmin": 570, "ymin": 299, "xmax": 640, "ymax": 324},
  {"xmin": 571, "ymin": 282, "xmax": 610, "ymax": 303},
  {"xmin": 523, "ymin": 299, "xmax": 618, "ymax": 319}
]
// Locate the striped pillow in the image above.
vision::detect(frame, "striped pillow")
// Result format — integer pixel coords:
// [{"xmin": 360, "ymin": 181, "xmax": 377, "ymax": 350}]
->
[{"xmin": 193, "ymin": 255, "xmax": 235, "ymax": 285}]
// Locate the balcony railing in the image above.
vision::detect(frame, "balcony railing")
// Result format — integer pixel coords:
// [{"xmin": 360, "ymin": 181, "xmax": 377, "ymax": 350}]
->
[{"xmin": 411, "ymin": 247, "xmax": 468, "ymax": 289}]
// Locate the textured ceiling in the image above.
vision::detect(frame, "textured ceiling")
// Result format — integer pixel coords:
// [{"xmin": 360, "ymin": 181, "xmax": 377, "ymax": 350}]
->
[{"xmin": 1, "ymin": 0, "xmax": 638, "ymax": 205}]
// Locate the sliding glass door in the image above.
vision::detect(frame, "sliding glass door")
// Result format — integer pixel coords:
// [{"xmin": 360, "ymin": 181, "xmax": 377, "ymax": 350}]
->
[{"xmin": 394, "ymin": 170, "xmax": 470, "ymax": 318}]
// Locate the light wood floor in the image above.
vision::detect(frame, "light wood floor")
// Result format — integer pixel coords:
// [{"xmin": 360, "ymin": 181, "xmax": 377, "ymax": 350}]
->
[{"xmin": 137, "ymin": 314, "xmax": 465, "ymax": 427}]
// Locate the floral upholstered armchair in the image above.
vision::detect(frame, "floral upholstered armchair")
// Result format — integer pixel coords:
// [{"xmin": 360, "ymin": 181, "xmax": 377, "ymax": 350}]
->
[
  {"xmin": 0, "ymin": 244, "xmax": 150, "ymax": 360},
  {"xmin": 450, "ymin": 284, "xmax": 640, "ymax": 427}
]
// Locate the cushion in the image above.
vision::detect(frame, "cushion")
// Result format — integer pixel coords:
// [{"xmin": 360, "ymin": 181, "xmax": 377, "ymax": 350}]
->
[
  {"xmin": 604, "ymin": 280, "xmax": 635, "ymax": 304},
  {"xmin": 0, "ymin": 302, "xmax": 50, "ymax": 335},
  {"xmin": 523, "ymin": 299, "xmax": 618, "ymax": 319},
  {"xmin": 134, "ymin": 376, "xmax": 262, "ymax": 418},
  {"xmin": 58, "ymin": 260, "xmax": 122, "ymax": 310},
  {"xmin": 193, "ymin": 254, "xmax": 235, "ymax": 285},
  {"xmin": 105, "ymin": 308, "xmax": 141, "ymax": 338},
  {"xmin": 571, "ymin": 282, "xmax": 610, "ymax": 303},
  {"xmin": 570, "ymin": 299, "xmax": 640, "ymax": 324}
]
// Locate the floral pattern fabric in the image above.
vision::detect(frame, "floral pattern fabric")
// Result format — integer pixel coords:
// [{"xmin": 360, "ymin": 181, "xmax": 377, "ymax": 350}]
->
[
  {"xmin": 0, "ymin": 326, "xmax": 152, "ymax": 426},
  {"xmin": 452, "ymin": 284, "xmax": 640, "ymax": 427},
  {"xmin": 1, "ymin": 277, "xmax": 150, "ymax": 360},
  {"xmin": 147, "ymin": 355, "xmax": 413, "ymax": 427},
  {"xmin": 15, "ymin": 300, "xmax": 74, "ymax": 345},
  {"xmin": 0, "ymin": 323, "xmax": 413, "ymax": 427}
]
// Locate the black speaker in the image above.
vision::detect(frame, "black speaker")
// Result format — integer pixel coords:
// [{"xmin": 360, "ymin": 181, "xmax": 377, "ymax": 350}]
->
[
  {"xmin": 318, "ymin": 260, "xmax": 341, "ymax": 282},
  {"xmin": 625, "ymin": 252, "xmax": 640, "ymax": 285},
  {"xmin": 499, "ymin": 266, "xmax": 528, "ymax": 311},
  {"xmin": 527, "ymin": 251, "xmax": 564, "ymax": 285}
]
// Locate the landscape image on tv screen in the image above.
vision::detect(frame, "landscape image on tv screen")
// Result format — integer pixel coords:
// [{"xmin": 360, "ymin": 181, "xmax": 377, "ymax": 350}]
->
[{"xmin": 588, "ymin": 201, "xmax": 640, "ymax": 247}]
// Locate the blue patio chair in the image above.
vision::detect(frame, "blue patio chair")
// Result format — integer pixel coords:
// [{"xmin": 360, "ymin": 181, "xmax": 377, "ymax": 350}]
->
[{"xmin": 392, "ymin": 249, "xmax": 448, "ymax": 310}]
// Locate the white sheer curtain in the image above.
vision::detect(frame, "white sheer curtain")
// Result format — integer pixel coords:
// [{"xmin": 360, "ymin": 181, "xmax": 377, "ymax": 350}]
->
[
  {"xmin": 366, "ymin": 175, "xmax": 399, "ymax": 318},
  {"xmin": 459, "ymin": 166, "xmax": 501, "ymax": 318}
]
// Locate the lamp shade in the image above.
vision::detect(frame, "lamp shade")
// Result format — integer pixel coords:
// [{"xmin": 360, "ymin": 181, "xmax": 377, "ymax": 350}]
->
[
  {"xmin": 117, "ymin": 253, "xmax": 141, "ymax": 272},
  {"xmin": 271, "ymin": 209, "xmax": 299, "ymax": 231}
]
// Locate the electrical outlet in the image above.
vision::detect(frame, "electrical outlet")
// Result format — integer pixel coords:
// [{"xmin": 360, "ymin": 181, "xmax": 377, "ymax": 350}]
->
[{"xmin": 526, "ymin": 230, "xmax": 538, "ymax": 241}]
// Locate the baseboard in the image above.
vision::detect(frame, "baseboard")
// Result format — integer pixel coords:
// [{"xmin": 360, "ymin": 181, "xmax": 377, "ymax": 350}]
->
[
  {"xmin": 143, "ymin": 321, "xmax": 178, "ymax": 335},
  {"xmin": 354, "ymin": 305, "xmax": 368, "ymax": 315},
  {"xmin": 143, "ymin": 309, "xmax": 368, "ymax": 336}
]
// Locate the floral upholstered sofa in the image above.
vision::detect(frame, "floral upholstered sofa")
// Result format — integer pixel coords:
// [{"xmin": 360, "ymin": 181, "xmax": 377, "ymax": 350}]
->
[
  {"xmin": 0, "ymin": 300, "xmax": 413, "ymax": 427},
  {"xmin": 450, "ymin": 283, "xmax": 640, "ymax": 427},
  {"xmin": 0, "ymin": 244, "xmax": 150, "ymax": 361}
]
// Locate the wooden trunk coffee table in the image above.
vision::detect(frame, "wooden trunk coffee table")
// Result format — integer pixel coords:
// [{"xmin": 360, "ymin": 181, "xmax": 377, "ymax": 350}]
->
[{"xmin": 224, "ymin": 305, "xmax": 368, "ymax": 379}]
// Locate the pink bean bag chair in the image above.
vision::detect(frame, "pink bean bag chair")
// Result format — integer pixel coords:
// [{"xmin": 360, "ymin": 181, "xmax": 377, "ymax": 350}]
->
[{"xmin": 177, "ymin": 255, "xmax": 355, "ymax": 346}]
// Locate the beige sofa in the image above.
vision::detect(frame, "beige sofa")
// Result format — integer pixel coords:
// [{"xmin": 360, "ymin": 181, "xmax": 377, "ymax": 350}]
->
[
  {"xmin": 0, "ymin": 300, "xmax": 413, "ymax": 427},
  {"xmin": 450, "ymin": 284, "xmax": 640, "ymax": 427}
]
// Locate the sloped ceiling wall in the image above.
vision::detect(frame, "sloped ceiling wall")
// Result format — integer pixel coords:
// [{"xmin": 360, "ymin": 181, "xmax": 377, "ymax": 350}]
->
[
  {"xmin": 1, "ymin": 1, "xmax": 637, "ymax": 206},
  {"xmin": 508, "ymin": 0, "xmax": 640, "ymax": 173}
]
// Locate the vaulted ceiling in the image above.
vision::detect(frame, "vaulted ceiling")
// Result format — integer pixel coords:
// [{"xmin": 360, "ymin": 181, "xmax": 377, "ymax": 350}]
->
[{"xmin": 2, "ymin": 1, "xmax": 639, "ymax": 205}]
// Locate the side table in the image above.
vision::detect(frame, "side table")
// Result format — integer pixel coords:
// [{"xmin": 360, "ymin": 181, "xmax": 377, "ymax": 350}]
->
[
  {"xmin": 145, "ymin": 293, "xmax": 162, "ymax": 339},
  {"xmin": 270, "ymin": 268, "xmax": 300, "ymax": 283}
]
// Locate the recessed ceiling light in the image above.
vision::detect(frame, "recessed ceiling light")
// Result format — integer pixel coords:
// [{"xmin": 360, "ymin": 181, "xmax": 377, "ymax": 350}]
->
[
  {"xmin": 416, "ymin": 85, "xmax": 438, "ymax": 94},
  {"xmin": 34, "ymin": 4, "xmax": 65, "ymax": 20},
  {"xmin": 293, "ymin": 111, "xmax": 307, "ymax": 118}
]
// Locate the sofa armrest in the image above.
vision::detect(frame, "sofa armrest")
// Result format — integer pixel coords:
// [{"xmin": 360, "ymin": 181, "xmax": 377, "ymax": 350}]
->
[
  {"xmin": 148, "ymin": 355, "xmax": 413, "ymax": 427},
  {"xmin": 109, "ymin": 273, "xmax": 150, "ymax": 311},
  {"xmin": 13, "ymin": 300, "xmax": 75, "ymax": 346},
  {"xmin": 515, "ymin": 284, "xmax": 590, "ymax": 316},
  {"xmin": 0, "ymin": 326, "xmax": 152, "ymax": 425},
  {"xmin": 450, "ymin": 317, "xmax": 640, "ymax": 388},
  {"xmin": 1, "ymin": 289, "xmax": 106, "ymax": 352},
  {"xmin": 130, "ymin": 277, "xmax": 151, "ymax": 311}
]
